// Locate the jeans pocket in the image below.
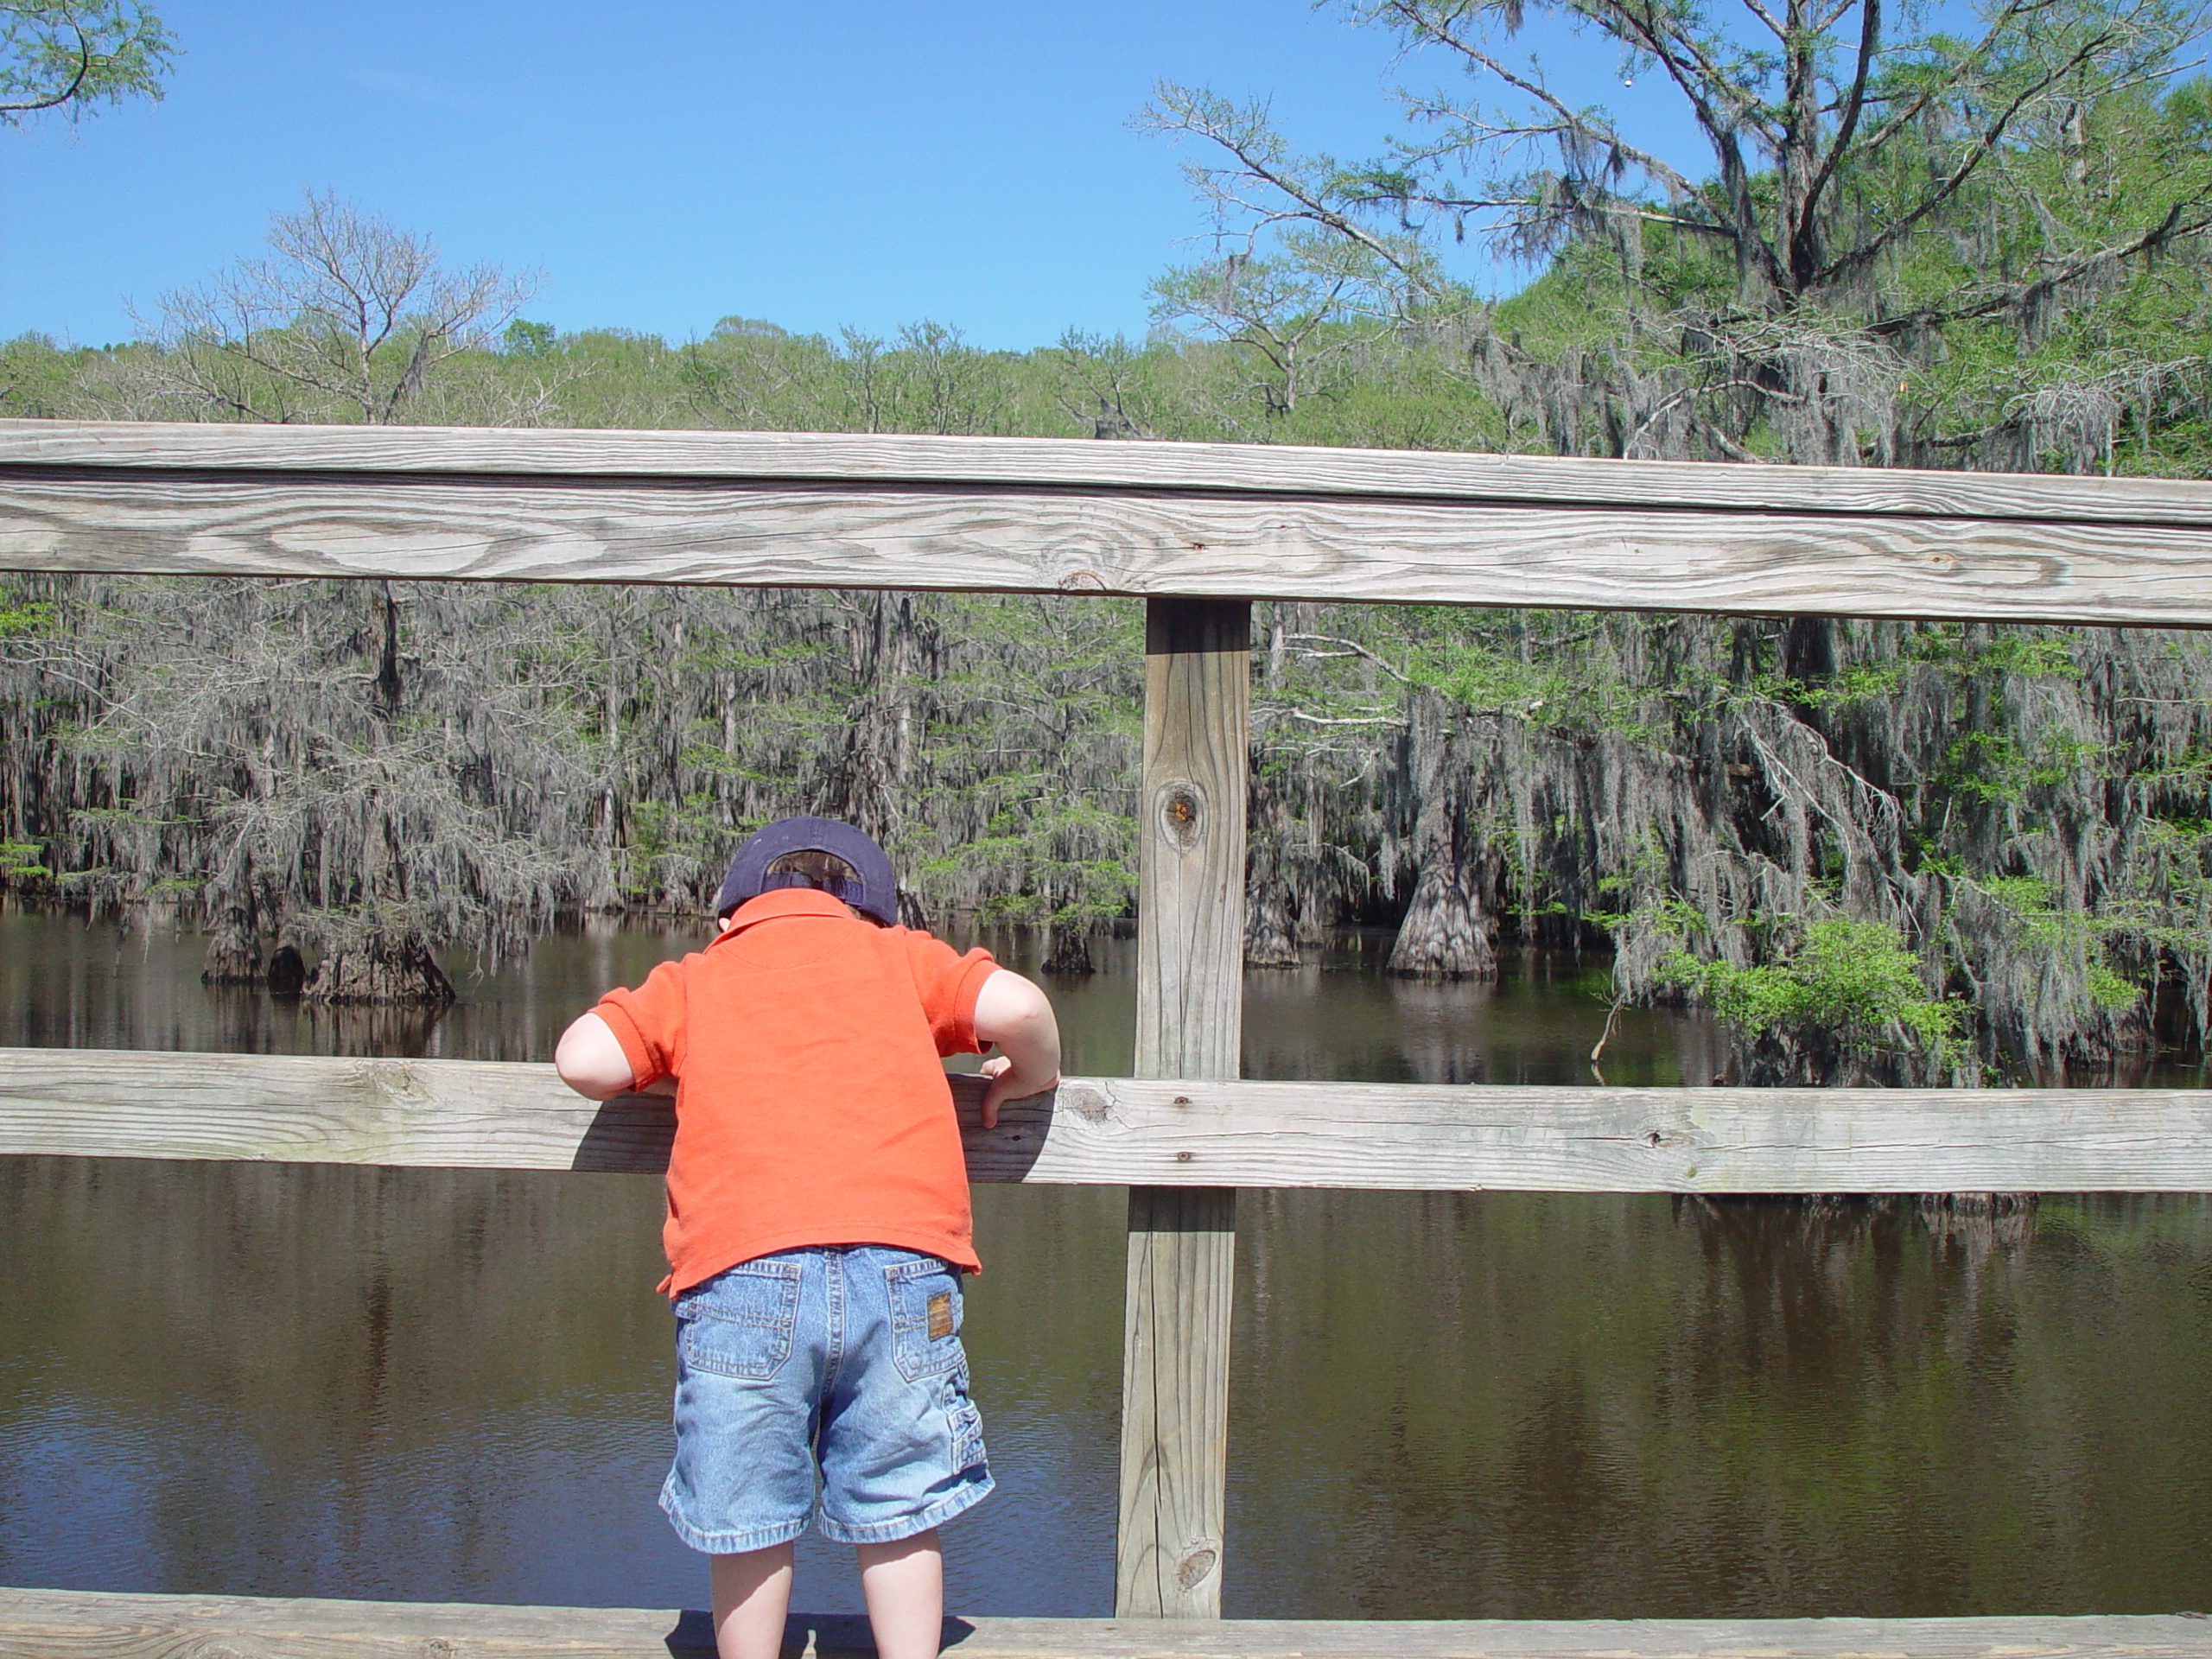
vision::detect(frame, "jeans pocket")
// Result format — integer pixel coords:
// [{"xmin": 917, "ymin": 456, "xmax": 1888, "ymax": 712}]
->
[
  {"xmin": 948, "ymin": 1397, "xmax": 985, "ymax": 1474},
  {"xmin": 885, "ymin": 1256, "xmax": 963, "ymax": 1383},
  {"xmin": 677, "ymin": 1258, "xmax": 801, "ymax": 1381}
]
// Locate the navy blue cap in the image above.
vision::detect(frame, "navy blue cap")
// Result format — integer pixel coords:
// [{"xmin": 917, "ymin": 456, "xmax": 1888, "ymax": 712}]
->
[{"xmin": 715, "ymin": 817, "xmax": 899, "ymax": 926}]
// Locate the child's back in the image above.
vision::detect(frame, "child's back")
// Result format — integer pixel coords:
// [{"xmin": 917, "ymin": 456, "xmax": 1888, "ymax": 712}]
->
[
  {"xmin": 555, "ymin": 817, "xmax": 1060, "ymax": 1659},
  {"xmin": 592, "ymin": 881, "xmax": 999, "ymax": 1296}
]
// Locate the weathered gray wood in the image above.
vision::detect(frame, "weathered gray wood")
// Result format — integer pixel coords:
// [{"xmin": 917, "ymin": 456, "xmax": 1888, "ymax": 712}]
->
[
  {"xmin": 8, "ymin": 1049, "xmax": 2212, "ymax": 1192},
  {"xmin": 4, "ymin": 1587, "xmax": 2209, "ymax": 1659},
  {"xmin": 16, "ymin": 423, "xmax": 2212, "ymax": 625},
  {"xmin": 1134, "ymin": 600, "xmax": 1249, "ymax": 1079},
  {"xmin": 1117, "ymin": 1185, "xmax": 1239, "ymax": 1620},
  {"xmin": 1120, "ymin": 599, "xmax": 1249, "ymax": 1620},
  {"xmin": 0, "ymin": 1583, "xmax": 713, "ymax": 1656},
  {"xmin": 17, "ymin": 416, "xmax": 2212, "ymax": 526}
]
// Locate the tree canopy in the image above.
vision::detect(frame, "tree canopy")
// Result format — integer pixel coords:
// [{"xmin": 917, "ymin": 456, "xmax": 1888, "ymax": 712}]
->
[
  {"xmin": 137, "ymin": 192, "xmax": 541, "ymax": 426},
  {"xmin": 1146, "ymin": 0, "xmax": 2212, "ymax": 469},
  {"xmin": 0, "ymin": 0, "xmax": 173, "ymax": 123}
]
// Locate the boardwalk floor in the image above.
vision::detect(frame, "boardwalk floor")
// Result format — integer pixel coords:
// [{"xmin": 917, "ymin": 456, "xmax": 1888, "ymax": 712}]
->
[{"xmin": 3, "ymin": 1587, "xmax": 2210, "ymax": 1659}]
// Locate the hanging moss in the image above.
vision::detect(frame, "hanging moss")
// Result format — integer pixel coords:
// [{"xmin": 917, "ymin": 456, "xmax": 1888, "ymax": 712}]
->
[{"xmin": 1248, "ymin": 610, "xmax": 2212, "ymax": 1084}]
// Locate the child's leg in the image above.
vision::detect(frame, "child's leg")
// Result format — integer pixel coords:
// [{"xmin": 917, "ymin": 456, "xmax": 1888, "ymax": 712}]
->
[
  {"xmin": 709, "ymin": 1542, "xmax": 795, "ymax": 1659},
  {"xmin": 855, "ymin": 1529, "xmax": 943, "ymax": 1659}
]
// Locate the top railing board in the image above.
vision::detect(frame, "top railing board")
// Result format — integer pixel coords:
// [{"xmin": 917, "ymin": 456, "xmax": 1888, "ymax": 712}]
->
[
  {"xmin": 16, "ymin": 418, "xmax": 2212, "ymax": 524},
  {"xmin": 9, "ymin": 420, "xmax": 2212, "ymax": 626}
]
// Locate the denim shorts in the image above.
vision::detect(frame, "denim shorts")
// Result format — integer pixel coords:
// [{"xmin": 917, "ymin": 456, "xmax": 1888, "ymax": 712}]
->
[{"xmin": 659, "ymin": 1246, "xmax": 993, "ymax": 1553}]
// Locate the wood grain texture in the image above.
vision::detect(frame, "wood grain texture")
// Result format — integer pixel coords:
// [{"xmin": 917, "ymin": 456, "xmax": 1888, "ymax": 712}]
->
[
  {"xmin": 8, "ymin": 1050, "xmax": 2212, "ymax": 1192},
  {"xmin": 16, "ymin": 416, "xmax": 2212, "ymax": 527},
  {"xmin": 4, "ymin": 1588, "xmax": 2209, "ymax": 1659},
  {"xmin": 1122, "ymin": 600, "xmax": 1249, "ymax": 1619},
  {"xmin": 15, "ymin": 436, "xmax": 2212, "ymax": 625},
  {"xmin": 1117, "ymin": 1185, "xmax": 1238, "ymax": 1619},
  {"xmin": 0, "ymin": 1047, "xmax": 671, "ymax": 1172},
  {"xmin": 1135, "ymin": 600, "xmax": 1250, "ymax": 1079}
]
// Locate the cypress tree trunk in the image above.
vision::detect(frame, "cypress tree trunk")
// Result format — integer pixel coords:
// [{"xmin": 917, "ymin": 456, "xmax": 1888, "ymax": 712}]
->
[
  {"xmin": 1387, "ymin": 691, "xmax": 1497, "ymax": 980},
  {"xmin": 1042, "ymin": 925, "xmax": 1096, "ymax": 975},
  {"xmin": 200, "ymin": 906, "xmax": 261, "ymax": 985},
  {"xmin": 1386, "ymin": 851, "xmax": 1496, "ymax": 979},
  {"xmin": 302, "ymin": 930, "xmax": 454, "ymax": 1006},
  {"xmin": 1243, "ymin": 770, "xmax": 1303, "ymax": 967},
  {"xmin": 1243, "ymin": 884, "xmax": 1302, "ymax": 967}
]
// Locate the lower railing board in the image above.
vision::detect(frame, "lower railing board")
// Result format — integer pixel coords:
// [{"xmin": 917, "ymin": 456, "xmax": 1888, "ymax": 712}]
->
[
  {"xmin": 3, "ymin": 1588, "xmax": 2209, "ymax": 1659},
  {"xmin": 4, "ymin": 1047, "xmax": 2212, "ymax": 1192}
]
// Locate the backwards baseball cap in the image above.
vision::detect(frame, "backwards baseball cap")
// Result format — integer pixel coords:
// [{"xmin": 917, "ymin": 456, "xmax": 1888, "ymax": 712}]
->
[{"xmin": 715, "ymin": 816, "xmax": 899, "ymax": 927}]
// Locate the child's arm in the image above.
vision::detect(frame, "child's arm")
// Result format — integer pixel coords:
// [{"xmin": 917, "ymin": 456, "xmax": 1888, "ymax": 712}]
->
[
  {"xmin": 971, "ymin": 968, "xmax": 1060, "ymax": 1129},
  {"xmin": 555, "ymin": 1011, "xmax": 675, "ymax": 1100}
]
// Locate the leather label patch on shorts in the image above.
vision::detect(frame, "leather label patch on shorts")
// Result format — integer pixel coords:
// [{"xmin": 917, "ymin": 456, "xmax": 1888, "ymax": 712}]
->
[{"xmin": 927, "ymin": 1291, "xmax": 954, "ymax": 1341}]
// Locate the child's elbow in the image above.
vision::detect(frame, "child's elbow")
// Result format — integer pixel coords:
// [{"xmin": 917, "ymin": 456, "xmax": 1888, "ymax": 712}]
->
[
  {"xmin": 975, "ymin": 969, "xmax": 1059, "ymax": 1052},
  {"xmin": 555, "ymin": 1014, "xmax": 637, "ymax": 1100}
]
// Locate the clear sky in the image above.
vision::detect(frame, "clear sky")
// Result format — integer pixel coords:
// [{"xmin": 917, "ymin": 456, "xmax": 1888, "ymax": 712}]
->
[{"xmin": 0, "ymin": 1, "xmax": 1700, "ymax": 353}]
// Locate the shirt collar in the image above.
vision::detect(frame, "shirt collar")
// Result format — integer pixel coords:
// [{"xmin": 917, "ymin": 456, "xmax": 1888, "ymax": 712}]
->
[{"xmin": 710, "ymin": 886, "xmax": 856, "ymax": 945}]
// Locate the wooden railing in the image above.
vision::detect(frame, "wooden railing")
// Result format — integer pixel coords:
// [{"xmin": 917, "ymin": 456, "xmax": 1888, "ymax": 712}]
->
[
  {"xmin": 6, "ymin": 1052, "xmax": 2212, "ymax": 1192},
  {"xmin": 16, "ymin": 417, "xmax": 2212, "ymax": 624},
  {"xmin": 5, "ymin": 418, "xmax": 2212, "ymax": 1643}
]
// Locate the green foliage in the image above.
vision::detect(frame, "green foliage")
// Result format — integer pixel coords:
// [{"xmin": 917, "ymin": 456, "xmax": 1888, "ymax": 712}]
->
[
  {"xmin": 1971, "ymin": 874, "xmax": 2146, "ymax": 1014},
  {"xmin": 1662, "ymin": 921, "xmax": 1963, "ymax": 1059},
  {"xmin": 0, "ymin": 1, "xmax": 174, "ymax": 124},
  {"xmin": 1940, "ymin": 731, "xmax": 2112, "ymax": 803},
  {"xmin": 0, "ymin": 839, "xmax": 48, "ymax": 878},
  {"xmin": 0, "ymin": 591, "xmax": 52, "ymax": 636},
  {"xmin": 501, "ymin": 319, "xmax": 557, "ymax": 359}
]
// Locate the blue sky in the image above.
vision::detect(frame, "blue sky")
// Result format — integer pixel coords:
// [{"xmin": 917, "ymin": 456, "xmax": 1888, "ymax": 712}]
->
[{"xmin": 1, "ymin": 1, "xmax": 1701, "ymax": 352}]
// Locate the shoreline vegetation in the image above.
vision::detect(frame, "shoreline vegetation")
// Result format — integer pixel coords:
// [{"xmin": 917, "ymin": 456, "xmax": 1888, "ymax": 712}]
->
[
  {"xmin": 8, "ymin": 470, "xmax": 2209, "ymax": 1092},
  {"xmin": 12, "ymin": 0, "xmax": 2212, "ymax": 1086}
]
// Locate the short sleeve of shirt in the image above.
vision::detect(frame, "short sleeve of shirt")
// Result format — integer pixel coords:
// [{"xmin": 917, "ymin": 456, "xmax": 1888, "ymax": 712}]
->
[
  {"xmin": 901, "ymin": 932, "xmax": 998, "ymax": 1057},
  {"xmin": 594, "ymin": 957, "xmax": 690, "ymax": 1090}
]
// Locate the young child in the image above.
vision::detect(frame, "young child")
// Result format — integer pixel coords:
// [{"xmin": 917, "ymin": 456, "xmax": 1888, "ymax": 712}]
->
[{"xmin": 554, "ymin": 817, "xmax": 1060, "ymax": 1659}]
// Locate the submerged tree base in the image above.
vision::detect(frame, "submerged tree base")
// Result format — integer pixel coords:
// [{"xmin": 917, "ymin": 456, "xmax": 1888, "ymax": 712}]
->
[
  {"xmin": 1244, "ymin": 891, "xmax": 1303, "ymax": 968},
  {"xmin": 1041, "ymin": 927, "xmax": 1096, "ymax": 976},
  {"xmin": 199, "ymin": 908, "xmax": 262, "ymax": 986},
  {"xmin": 1386, "ymin": 869, "xmax": 1497, "ymax": 980},
  {"xmin": 302, "ymin": 932, "xmax": 456, "ymax": 1007},
  {"xmin": 1684, "ymin": 1192, "xmax": 2039, "ymax": 1256}
]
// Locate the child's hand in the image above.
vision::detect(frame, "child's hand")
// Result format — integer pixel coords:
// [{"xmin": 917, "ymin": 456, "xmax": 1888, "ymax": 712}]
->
[{"xmin": 977, "ymin": 1052, "xmax": 1058, "ymax": 1129}]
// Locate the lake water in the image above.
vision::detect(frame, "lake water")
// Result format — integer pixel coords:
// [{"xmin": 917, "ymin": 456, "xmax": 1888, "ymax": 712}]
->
[{"xmin": 3, "ymin": 906, "xmax": 2209, "ymax": 1620}]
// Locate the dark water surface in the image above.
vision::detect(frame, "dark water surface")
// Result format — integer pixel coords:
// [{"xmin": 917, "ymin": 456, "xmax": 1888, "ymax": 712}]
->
[{"xmin": 3, "ymin": 907, "xmax": 2210, "ymax": 1618}]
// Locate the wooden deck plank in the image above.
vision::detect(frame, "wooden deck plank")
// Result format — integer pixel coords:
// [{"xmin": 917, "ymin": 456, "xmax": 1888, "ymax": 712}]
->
[
  {"xmin": 3, "ymin": 1587, "xmax": 2209, "ymax": 1659},
  {"xmin": 4, "ymin": 1048, "xmax": 2212, "ymax": 1193},
  {"xmin": 15, "ymin": 417, "xmax": 2212, "ymax": 527},
  {"xmin": 14, "ymin": 423, "xmax": 2212, "ymax": 625}
]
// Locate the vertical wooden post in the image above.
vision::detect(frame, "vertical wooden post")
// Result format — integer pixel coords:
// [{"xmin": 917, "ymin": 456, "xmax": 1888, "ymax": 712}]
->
[{"xmin": 1116, "ymin": 597, "xmax": 1248, "ymax": 1620}]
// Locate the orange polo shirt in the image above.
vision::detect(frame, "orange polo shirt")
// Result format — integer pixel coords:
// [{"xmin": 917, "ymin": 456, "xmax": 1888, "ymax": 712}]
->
[{"xmin": 592, "ymin": 887, "xmax": 997, "ymax": 1297}]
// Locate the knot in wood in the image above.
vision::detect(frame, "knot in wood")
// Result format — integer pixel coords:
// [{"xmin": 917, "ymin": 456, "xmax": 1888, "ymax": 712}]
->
[
  {"xmin": 1175, "ymin": 1547, "xmax": 1219, "ymax": 1590},
  {"xmin": 1062, "ymin": 1083, "xmax": 1112, "ymax": 1122},
  {"xmin": 1056, "ymin": 568, "xmax": 1106, "ymax": 593},
  {"xmin": 1157, "ymin": 782, "xmax": 1205, "ymax": 851}
]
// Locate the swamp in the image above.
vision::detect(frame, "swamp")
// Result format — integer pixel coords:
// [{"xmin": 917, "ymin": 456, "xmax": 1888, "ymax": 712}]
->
[{"xmin": 1, "ymin": 907, "xmax": 2209, "ymax": 1619}]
